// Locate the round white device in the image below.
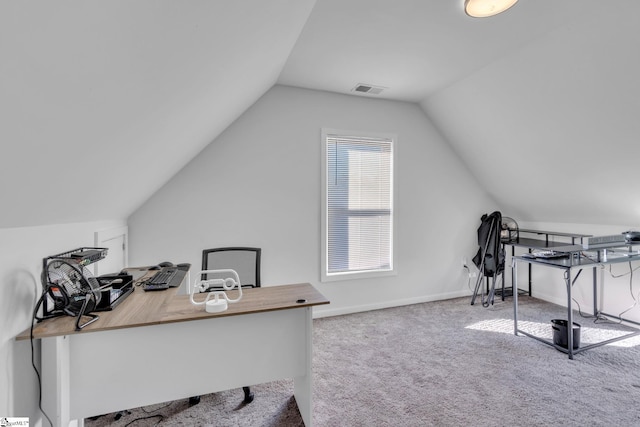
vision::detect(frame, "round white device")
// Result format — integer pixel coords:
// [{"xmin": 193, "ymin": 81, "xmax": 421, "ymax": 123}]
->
[{"xmin": 206, "ymin": 299, "xmax": 228, "ymax": 313}]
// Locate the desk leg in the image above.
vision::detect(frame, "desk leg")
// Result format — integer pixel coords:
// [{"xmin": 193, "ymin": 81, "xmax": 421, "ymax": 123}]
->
[
  {"xmin": 294, "ymin": 307, "xmax": 313, "ymax": 427},
  {"xmin": 593, "ymin": 267, "xmax": 598, "ymax": 316},
  {"xmin": 528, "ymin": 256, "xmax": 532, "ymax": 296},
  {"xmin": 41, "ymin": 336, "xmax": 74, "ymax": 427},
  {"xmin": 513, "ymin": 260, "xmax": 519, "ymax": 336},
  {"xmin": 510, "ymin": 246, "xmax": 515, "ymax": 298},
  {"xmin": 565, "ymin": 269, "xmax": 574, "ymax": 359}
]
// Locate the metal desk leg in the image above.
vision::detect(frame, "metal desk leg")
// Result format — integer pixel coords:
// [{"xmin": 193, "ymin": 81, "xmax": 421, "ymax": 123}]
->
[
  {"xmin": 565, "ymin": 268, "xmax": 574, "ymax": 359},
  {"xmin": 528, "ymin": 249, "xmax": 533, "ymax": 296},
  {"xmin": 593, "ymin": 267, "xmax": 598, "ymax": 316},
  {"xmin": 513, "ymin": 259, "xmax": 519, "ymax": 336},
  {"xmin": 511, "ymin": 246, "xmax": 516, "ymax": 298}
]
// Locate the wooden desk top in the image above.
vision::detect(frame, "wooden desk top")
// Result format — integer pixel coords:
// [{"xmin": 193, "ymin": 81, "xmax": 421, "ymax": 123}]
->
[{"xmin": 17, "ymin": 282, "xmax": 329, "ymax": 341}]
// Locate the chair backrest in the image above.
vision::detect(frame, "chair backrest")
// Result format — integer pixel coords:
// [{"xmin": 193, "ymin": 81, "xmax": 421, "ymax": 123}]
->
[{"xmin": 201, "ymin": 247, "xmax": 261, "ymax": 289}]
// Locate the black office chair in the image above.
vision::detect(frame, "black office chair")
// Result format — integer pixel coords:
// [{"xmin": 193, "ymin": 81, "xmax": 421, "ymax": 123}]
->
[
  {"xmin": 189, "ymin": 247, "xmax": 261, "ymax": 407},
  {"xmin": 201, "ymin": 247, "xmax": 261, "ymax": 290}
]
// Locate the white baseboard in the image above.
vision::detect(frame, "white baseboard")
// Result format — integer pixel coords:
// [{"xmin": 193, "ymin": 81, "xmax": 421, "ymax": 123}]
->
[{"xmin": 312, "ymin": 290, "xmax": 472, "ymax": 319}]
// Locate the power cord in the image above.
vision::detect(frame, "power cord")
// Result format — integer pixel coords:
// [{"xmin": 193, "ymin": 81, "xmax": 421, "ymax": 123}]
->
[
  {"xmin": 614, "ymin": 261, "xmax": 637, "ymax": 321},
  {"xmin": 123, "ymin": 414, "xmax": 164, "ymax": 426},
  {"xmin": 589, "ymin": 261, "xmax": 639, "ymax": 325},
  {"xmin": 463, "ymin": 264, "xmax": 472, "ymax": 292},
  {"xmin": 606, "ymin": 260, "xmax": 640, "ymax": 278},
  {"xmin": 463, "ymin": 262, "xmax": 480, "ymax": 293},
  {"xmin": 119, "ymin": 401, "xmax": 172, "ymax": 426},
  {"xmin": 30, "ymin": 292, "xmax": 53, "ymax": 427},
  {"xmin": 571, "ymin": 297, "xmax": 605, "ymax": 322}
]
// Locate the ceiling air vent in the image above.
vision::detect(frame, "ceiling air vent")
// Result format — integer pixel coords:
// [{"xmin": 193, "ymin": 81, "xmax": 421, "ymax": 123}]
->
[{"xmin": 352, "ymin": 83, "xmax": 386, "ymax": 95}]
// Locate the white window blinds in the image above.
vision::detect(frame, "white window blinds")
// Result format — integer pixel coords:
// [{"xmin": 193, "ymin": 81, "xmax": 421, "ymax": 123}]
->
[{"xmin": 325, "ymin": 133, "xmax": 394, "ymax": 277}]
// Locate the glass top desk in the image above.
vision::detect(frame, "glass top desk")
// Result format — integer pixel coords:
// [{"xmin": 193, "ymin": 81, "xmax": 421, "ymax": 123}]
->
[
  {"xmin": 501, "ymin": 229, "xmax": 592, "ymax": 298},
  {"xmin": 512, "ymin": 242, "xmax": 640, "ymax": 359}
]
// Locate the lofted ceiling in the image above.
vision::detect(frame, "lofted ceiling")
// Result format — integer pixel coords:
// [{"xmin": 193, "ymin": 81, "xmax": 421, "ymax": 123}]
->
[
  {"xmin": 2, "ymin": 0, "xmax": 638, "ymax": 229},
  {"xmin": 279, "ymin": 0, "xmax": 585, "ymax": 102}
]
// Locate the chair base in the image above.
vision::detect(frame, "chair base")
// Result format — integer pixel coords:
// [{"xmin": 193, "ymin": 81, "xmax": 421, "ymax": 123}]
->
[
  {"xmin": 243, "ymin": 386, "xmax": 254, "ymax": 404},
  {"xmin": 188, "ymin": 387, "xmax": 253, "ymax": 407}
]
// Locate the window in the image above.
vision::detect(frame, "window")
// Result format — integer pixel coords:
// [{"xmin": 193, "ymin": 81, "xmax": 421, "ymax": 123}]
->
[{"xmin": 321, "ymin": 129, "xmax": 395, "ymax": 281}]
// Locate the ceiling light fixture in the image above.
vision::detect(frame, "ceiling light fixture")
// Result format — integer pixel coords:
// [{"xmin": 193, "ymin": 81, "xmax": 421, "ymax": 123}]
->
[{"xmin": 464, "ymin": 0, "xmax": 518, "ymax": 18}]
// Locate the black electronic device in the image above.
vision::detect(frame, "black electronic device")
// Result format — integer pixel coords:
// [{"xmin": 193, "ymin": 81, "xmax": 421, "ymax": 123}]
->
[
  {"xmin": 623, "ymin": 231, "xmax": 640, "ymax": 243},
  {"xmin": 177, "ymin": 263, "xmax": 191, "ymax": 270},
  {"xmin": 142, "ymin": 282, "xmax": 170, "ymax": 291},
  {"xmin": 70, "ymin": 249, "xmax": 105, "ymax": 264},
  {"xmin": 44, "ymin": 246, "xmax": 108, "ymax": 266}
]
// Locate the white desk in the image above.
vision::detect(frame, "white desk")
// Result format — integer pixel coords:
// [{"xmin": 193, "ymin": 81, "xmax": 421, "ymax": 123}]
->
[{"xmin": 18, "ymin": 281, "xmax": 329, "ymax": 426}]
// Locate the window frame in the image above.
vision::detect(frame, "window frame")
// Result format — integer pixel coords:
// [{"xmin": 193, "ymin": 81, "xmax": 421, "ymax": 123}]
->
[{"xmin": 320, "ymin": 128, "xmax": 396, "ymax": 283}]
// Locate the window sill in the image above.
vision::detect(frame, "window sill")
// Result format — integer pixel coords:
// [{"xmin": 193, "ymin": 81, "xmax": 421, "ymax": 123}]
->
[{"xmin": 321, "ymin": 268, "xmax": 396, "ymax": 283}]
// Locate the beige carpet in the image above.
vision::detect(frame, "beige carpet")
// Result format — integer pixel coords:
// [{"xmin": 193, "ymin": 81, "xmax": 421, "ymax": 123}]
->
[{"xmin": 86, "ymin": 295, "xmax": 640, "ymax": 426}]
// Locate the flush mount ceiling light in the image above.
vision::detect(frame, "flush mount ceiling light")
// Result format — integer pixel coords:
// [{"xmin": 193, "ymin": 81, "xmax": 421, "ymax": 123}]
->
[{"xmin": 464, "ymin": 0, "xmax": 518, "ymax": 18}]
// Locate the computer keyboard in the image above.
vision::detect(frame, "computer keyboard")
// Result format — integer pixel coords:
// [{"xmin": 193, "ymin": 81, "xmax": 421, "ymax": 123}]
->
[
  {"xmin": 142, "ymin": 267, "xmax": 177, "ymax": 291},
  {"xmin": 150, "ymin": 268, "xmax": 177, "ymax": 284}
]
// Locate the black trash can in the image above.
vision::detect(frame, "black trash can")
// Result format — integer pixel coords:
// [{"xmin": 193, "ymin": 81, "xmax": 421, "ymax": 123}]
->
[{"xmin": 551, "ymin": 319, "xmax": 581, "ymax": 349}]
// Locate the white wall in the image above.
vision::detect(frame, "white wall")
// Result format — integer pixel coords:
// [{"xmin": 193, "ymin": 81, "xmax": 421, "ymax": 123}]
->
[
  {"xmin": 0, "ymin": 219, "xmax": 126, "ymax": 423},
  {"xmin": 128, "ymin": 85, "xmax": 497, "ymax": 316}
]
